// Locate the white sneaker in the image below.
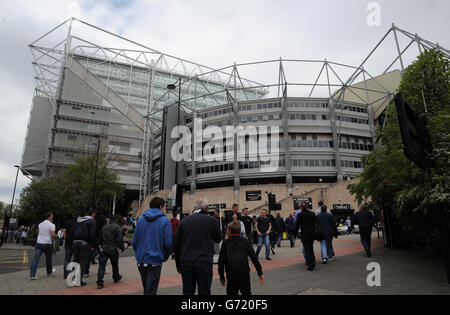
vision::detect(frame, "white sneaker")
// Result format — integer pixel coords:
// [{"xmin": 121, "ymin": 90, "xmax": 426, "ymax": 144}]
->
[
  {"xmin": 47, "ymin": 268, "xmax": 57, "ymax": 276},
  {"xmin": 30, "ymin": 276, "xmax": 38, "ymax": 280}
]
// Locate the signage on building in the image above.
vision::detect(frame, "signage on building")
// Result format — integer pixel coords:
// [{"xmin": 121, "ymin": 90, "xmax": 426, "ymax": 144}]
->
[
  {"xmin": 246, "ymin": 191, "xmax": 262, "ymax": 201},
  {"xmin": 209, "ymin": 204, "xmax": 226, "ymax": 210},
  {"xmin": 333, "ymin": 204, "xmax": 351, "ymax": 210},
  {"xmin": 293, "ymin": 198, "xmax": 312, "ymax": 210}
]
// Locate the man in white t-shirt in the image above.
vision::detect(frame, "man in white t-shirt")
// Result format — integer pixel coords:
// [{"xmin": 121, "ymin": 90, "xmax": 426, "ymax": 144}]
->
[{"xmin": 30, "ymin": 212, "xmax": 57, "ymax": 280}]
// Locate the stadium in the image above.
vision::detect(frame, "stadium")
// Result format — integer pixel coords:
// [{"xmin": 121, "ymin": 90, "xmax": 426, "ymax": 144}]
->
[{"xmin": 21, "ymin": 18, "xmax": 449, "ymax": 219}]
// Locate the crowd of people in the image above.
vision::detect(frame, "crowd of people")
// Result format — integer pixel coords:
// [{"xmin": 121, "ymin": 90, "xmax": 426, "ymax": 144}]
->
[
  {"xmin": 27, "ymin": 197, "xmax": 375, "ymax": 296},
  {"xmin": 0, "ymin": 226, "xmax": 29, "ymax": 245}
]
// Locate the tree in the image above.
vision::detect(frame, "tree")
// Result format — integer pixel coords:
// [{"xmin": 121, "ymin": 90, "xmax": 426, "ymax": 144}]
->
[
  {"xmin": 18, "ymin": 154, "xmax": 124, "ymax": 227},
  {"xmin": 348, "ymin": 49, "xmax": 450, "ymax": 250}
]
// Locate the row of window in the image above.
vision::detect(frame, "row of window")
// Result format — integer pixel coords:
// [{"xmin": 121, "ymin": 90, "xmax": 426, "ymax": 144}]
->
[
  {"xmin": 291, "ymin": 159, "xmax": 336, "ymax": 167},
  {"xmin": 186, "ymin": 158, "xmax": 365, "ymax": 176},
  {"xmin": 336, "ymin": 115, "xmax": 369, "ymax": 125},
  {"xmin": 335, "ymin": 104, "xmax": 368, "ymax": 114},
  {"xmin": 339, "ymin": 142, "xmax": 373, "ymax": 151},
  {"xmin": 341, "ymin": 160, "xmax": 364, "ymax": 169},
  {"xmin": 291, "ymin": 140, "xmax": 334, "ymax": 148},
  {"xmin": 238, "ymin": 102, "xmax": 282, "ymax": 111},
  {"xmin": 288, "ymin": 101, "xmax": 329, "ymax": 109},
  {"xmin": 197, "ymin": 107, "xmax": 232, "ymax": 119},
  {"xmin": 289, "ymin": 113, "xmax": 328, "ymax": 121}
]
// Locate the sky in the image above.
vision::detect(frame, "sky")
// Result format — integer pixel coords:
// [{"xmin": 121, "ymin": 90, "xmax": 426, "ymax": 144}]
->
[{"xmin": 0, "ymin": 0, "xmax": 448, "ymax": 205}]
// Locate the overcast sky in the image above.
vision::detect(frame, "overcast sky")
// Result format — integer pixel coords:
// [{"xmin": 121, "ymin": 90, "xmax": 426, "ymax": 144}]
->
[{"xmin": 0, "ymin": 0, "xmax": 448, "ymax": 205}]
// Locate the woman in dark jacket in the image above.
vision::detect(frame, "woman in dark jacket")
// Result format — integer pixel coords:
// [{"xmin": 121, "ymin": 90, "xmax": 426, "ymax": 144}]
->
[{"xmin": 316, "ymin": 205, "xmax": 338, "ymax": 264}]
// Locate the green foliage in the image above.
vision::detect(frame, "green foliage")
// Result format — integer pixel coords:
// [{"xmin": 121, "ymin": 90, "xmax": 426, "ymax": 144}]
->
[
  {"xmin": 348, "ymin": 49, "xmax": 450, "ymax": 249},
  {"xmin": 18, "ymin": 154, "xmax": 124, "ymax": 225}
]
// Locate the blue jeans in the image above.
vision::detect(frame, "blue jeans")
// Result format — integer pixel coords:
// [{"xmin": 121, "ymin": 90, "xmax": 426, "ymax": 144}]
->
[
  {"xmin": 256, "ymin": 234, "xmax": 270, "ymax": 258},
  {"xmin": 320, "ymin": 240, "xmax": 328, "ymax": 260},
  {"xmin": 30, "ymin": 243, "xmax": 53, "ymax": 277},
  {"xmin": 321, "ymin": 237, "xmax": 335, "ymax": 259},
  {"xmin": 180, "ymin": 263, "xmax": 213, "ymax": 295},
  {"xmin": 138, "ymin": 265, "xmax": 162, "ymax": 295},
  {"xmin": 277, "ymin": 232, "xmax": 283, "ymax": 246},
  {"xmin": 63, "ymin": 246, "xmax": 73, "ymax": 278}
]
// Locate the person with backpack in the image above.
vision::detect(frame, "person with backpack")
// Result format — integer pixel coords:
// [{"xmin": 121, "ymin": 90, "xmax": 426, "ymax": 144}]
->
[
  {"xmin": 72, "ymin": 211, "xmax": 97, "ymax": 286},
  {"xmin": 219, "ymin": 221, "xmax": 264, "ymax": 295},
  {"xmin": 316, "ymin": 205, "xmax": 338, "ymax": 264}
]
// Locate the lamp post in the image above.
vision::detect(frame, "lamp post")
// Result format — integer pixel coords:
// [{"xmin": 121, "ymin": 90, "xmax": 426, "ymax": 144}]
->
[
  {"xmin": 90, "ymin": 135, "xmax": 100, "ymax": 211},
  {"xmin": 0, "ymin": 165, "xmax": 20, "ymax": 247},
  {"xmin": 167, "ymin": 78, "xmax": 181, "ymax": 213}
]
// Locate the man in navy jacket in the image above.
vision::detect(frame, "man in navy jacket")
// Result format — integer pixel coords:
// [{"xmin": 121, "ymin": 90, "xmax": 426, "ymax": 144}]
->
[{"xmin": 132, "ymin": 197, "xmax": 172, "ymax": 295}]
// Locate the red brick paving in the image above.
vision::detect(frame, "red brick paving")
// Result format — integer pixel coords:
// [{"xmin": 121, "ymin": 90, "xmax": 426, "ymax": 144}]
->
[{"xmin": 36, "ymin": 238, "xmax": 383, "ymax": 295}]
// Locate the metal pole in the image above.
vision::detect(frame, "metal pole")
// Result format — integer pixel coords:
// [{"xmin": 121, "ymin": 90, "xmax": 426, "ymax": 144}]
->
[
  {"xmin": 91, "ymin": 136, "xmax": 100, "ymax": 211},
  {"xmin": 175, "ymin": 78, "xmax": 181, "ymax": 209}
]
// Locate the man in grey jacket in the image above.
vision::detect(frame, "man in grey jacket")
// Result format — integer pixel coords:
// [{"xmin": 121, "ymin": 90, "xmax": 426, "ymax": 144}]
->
[{"xmin": 97, "ymin": 215, "xmax": 124, "ymax": 289}]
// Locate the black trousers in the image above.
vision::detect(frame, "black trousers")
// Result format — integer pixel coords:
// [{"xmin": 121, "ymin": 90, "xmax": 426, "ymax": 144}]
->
[
  {"xmin": 226, "ymin": 273, "xmax": 251, "ymax": 296},
  {"xmin": 360, "ymin": 227, "xmax": 372, "ymax": 250},
  {"xmin": 180, "ymin": 263, "xmax": 213, "ymax": 295},
  {"xmin": 138, "ymin": 265, "xmax": 162, "ymax": 295},
  {"xmin": 72, "ymin": 240, "xmax": 90, "ymax": 282},
  {"xmin": 302, "ymin": 237, "xmax": 316, "ymax": 267},
  {"xmin": 97, "ymin": 246, "xmax": 120, "ymax": 286}
]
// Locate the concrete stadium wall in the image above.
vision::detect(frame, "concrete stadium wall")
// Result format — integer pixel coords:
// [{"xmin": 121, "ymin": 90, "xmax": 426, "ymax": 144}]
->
[{"xmin": 136, "ymin": 179, "xmax": 360, "ymax": 219}]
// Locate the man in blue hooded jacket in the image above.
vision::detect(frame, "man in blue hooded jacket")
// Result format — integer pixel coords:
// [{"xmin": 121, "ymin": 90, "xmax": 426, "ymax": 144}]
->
[{"xmin": 132, "ymin": 197, "xmax": 172, "ymax": 295}]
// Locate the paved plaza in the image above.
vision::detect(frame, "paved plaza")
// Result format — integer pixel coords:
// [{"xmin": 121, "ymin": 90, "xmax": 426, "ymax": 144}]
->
[{"xmin": 0, "ymin": 233, "xmax": 448, "ymax": 295}]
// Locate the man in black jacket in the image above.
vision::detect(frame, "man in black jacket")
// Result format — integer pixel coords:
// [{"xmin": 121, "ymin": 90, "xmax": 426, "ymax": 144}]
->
[
  {"xmin": 72, "ymin": 212, "xmax": 97, "ymax": 286},
  {"xmin": 219, "ymin": 221, "xmax": 264, "ymax": 295},
  {"xmin": 352, "ymin": 205, "xmax": 375, "ymax": 257},
  {"xmin": 96, "ymin": 215, "xmax": 124, "ymax": 289},
  {"xmin": 295, "ymin": 204, "xmax": 318, "ymax": 271},
  {"xmin": 174, "ymin": 198, "xmax": 222, "ymax": 295}
]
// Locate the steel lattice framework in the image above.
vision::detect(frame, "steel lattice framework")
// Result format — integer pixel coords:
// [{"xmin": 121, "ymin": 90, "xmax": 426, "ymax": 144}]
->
[{"xmin": 28, "ymin": 18, "xmax": 449, "ymax": 205}]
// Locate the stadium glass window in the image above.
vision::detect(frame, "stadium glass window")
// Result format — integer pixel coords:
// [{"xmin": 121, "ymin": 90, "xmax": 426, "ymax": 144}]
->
[
  {"xmin": 318, "ymin": 141, "xmax": 324, "ymax": 148},
  {"xmin": 307, "ymin": 140, "xmax": 313, "ymax": 148},
  {"xmin": 68, "ymin": 135, "xmax": 77, "ymax": 141},
  {"xmin": 331, "ymin": 160, "xmax": 336, "ymax": 166},
  {"xmin": 263, "ymin": 104, "xmax": 268, "ymax": 109},
  {"xmin": 290, "ymin": 114, "xmax": 295, "ymax": 120},
  {"xmin": 269, "ymin": 115, "xmax": 274, "ymax": 120},
  {"xmin": 326, "ymin": 160, "xmax": 331, "ymax": 167}
]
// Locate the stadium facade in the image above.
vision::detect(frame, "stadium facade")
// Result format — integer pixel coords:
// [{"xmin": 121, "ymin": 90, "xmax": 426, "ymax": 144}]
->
[{"xmin": 21, "ymin": 18, "xmax": 449, "ymax": 216}]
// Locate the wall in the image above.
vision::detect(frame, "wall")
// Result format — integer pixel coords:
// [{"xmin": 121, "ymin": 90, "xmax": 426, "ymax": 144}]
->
[{"xmin": 136, "ymin": 178, "xmax": 361, "ymax": 219}]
